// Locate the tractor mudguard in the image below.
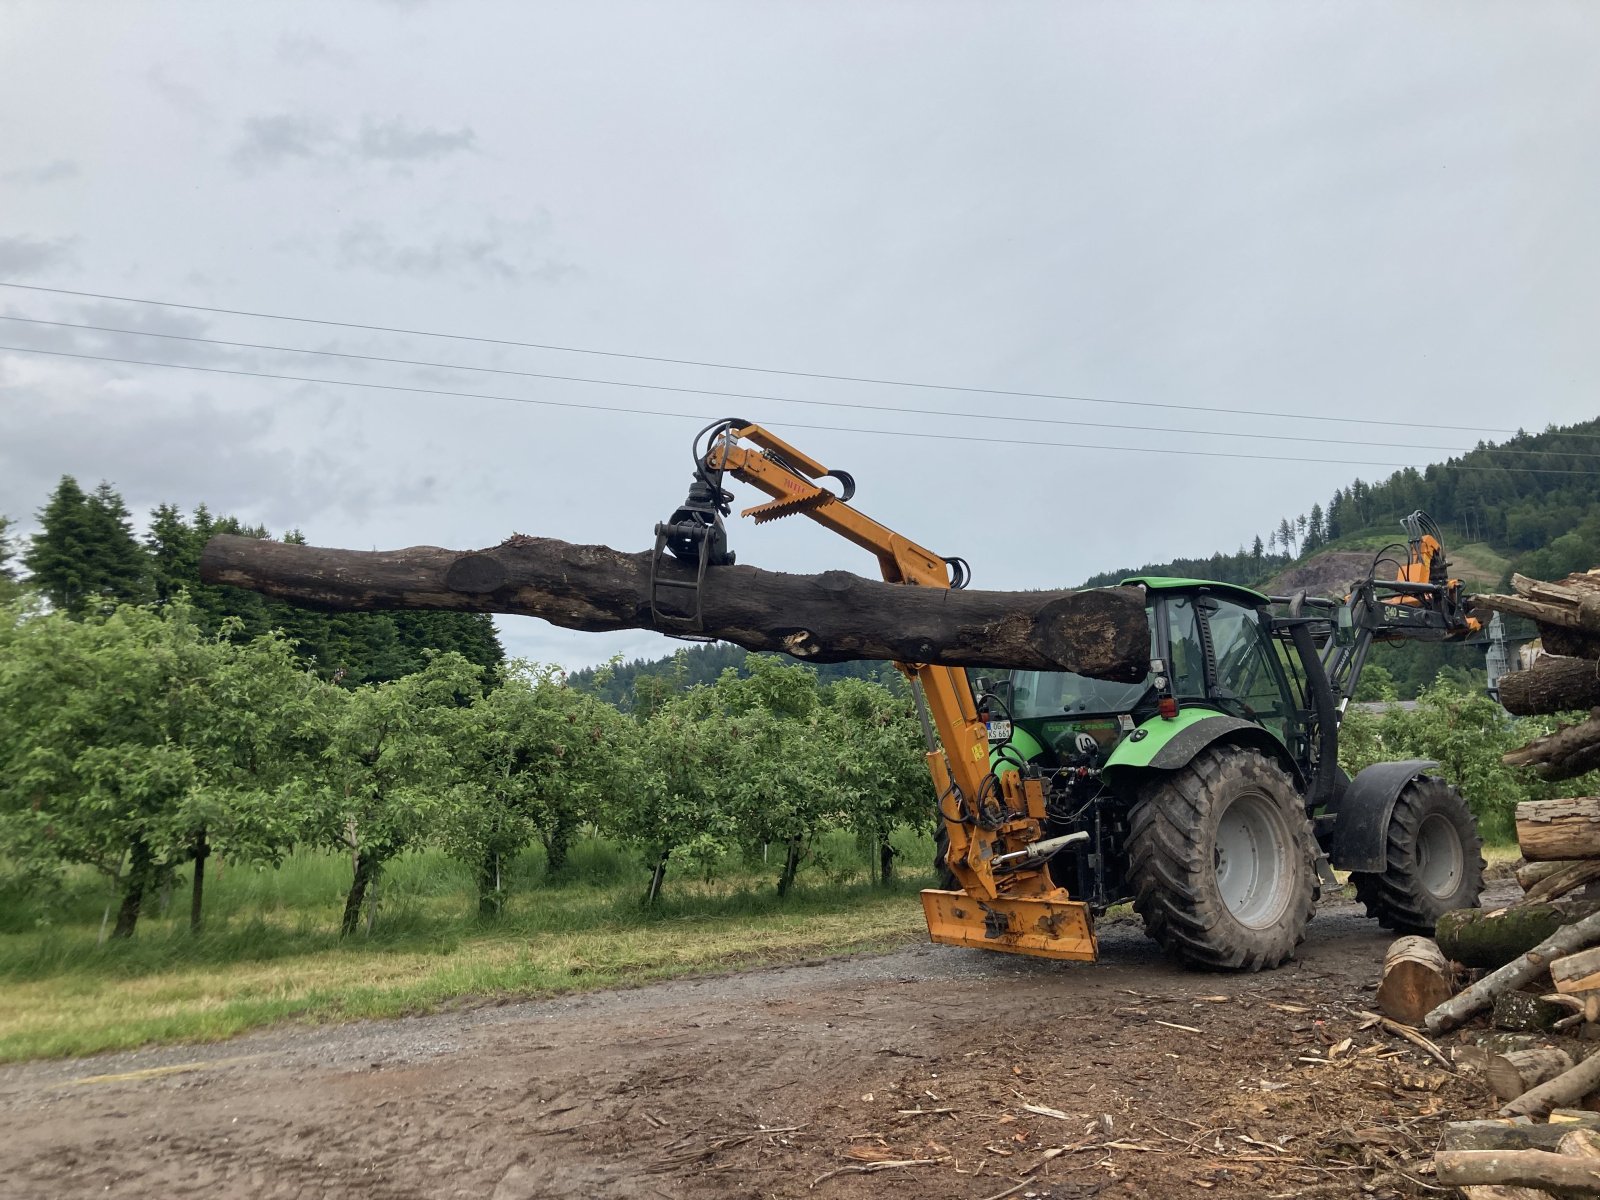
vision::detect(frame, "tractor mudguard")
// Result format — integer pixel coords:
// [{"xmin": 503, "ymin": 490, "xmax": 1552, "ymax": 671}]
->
[
  {"xmin": 1327, "ymin": 759, "xmax": 1439, "ymax": 872},
  {"xmin": 1103, "ymin": 710, "xmax": 1301, "ymax": 783}
]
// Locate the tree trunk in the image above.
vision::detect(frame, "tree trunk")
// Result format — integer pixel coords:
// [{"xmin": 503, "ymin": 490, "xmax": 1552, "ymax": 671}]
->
[
  {"xmin": 1377, "ymin": 937, "xmax": 1454, "ymax": 1026},
  {"xmin": 1438, "ymin": 903, "xmax": 1600, "ymax": 969},
  {"xmin": 1554, "ymin": 947, "xmax": 1600, "ymax": 995},
  {"xmin": 1505, "ymin": 718, "xmax": 1600, "ymax": 784},
  {"xmin": 112, "ymin": 836, "xmax": 154, "ymax": 939},
  {"xmin": 541, "ymin": 816, "xmax": 575, "ymax": 876},
  {"xmin": 1501, "ymin": 658, "xmax": 1600, "ymax": 717},
  {"xmin": 1435, "ymin": 1147, "xmax": 1600, "ymax": 1192},
  {"xmin": 1488, "ymin": 1048, "xmax": 1578, "ymax": 1102},
  {"xmin": 1503, "ymin": 1049, "xmax": 1600, "ymax": 1117},
  {"xmin": 189, "ymin": 827, "xmax": 209, "ymax": 934},
  {"xmin": 1524, "ymin": 862, "xmax": 1600, "ymax": 906},
  {"xmin": 1518, "ymin": 860, "xmax": 1574, "ymax": 893},
  {"xmin": 1443, "ymin": 1114, "xmax": 1600, "ymax": 1152},
  {"xmin": 878, "ymin": 836, "xmax": 896, "ymax": 887},
  {"xmin": 777, "ymin": 837, "xmax": 803, "ymax": 898},
  {"xmin": 198, "ymin": 534, "xmax": 1150, "ymax": 679},
  {"xmin": 477, "ymin": 849, "xmax": 504, "ymax": 918},
  {"xmin": 342, "ymin": 851, "xmax": 381, "ymax": 936},
  {"xmin": 1427, "ymin": 909, "xmax": 1600, "ymax": 1033},
  {"xmin": 1518, "ymin": 799, "xmax": 1600, "ymax": 862},
  {"xmin": 644, "ymin": 849, "xmax": 670, "ymax": 906}
]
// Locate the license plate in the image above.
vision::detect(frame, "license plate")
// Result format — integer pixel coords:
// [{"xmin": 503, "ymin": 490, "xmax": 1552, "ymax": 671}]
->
[{"xmin": 986, "ymin": 719, "xmax": 1012, "ymax": 743}]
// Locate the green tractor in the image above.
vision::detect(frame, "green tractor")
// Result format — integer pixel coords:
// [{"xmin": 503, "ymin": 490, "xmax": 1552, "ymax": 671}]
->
[{"xmin": 957, "ymin": 520, "xmax": 1487, "ymax": 970}]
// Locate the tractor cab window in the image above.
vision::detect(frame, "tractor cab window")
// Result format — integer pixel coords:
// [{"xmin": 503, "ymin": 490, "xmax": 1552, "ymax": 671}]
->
[
  {"xmin": 1164, "ymin": 594, "xmax": 1293, "ymax": 745},
  {"xmin": 1007, "ymin": 604, "xmax": 1157, "ymax": 719},
  {"xmin": 1204, "ymin": 599, "xmax": 1293, "ymax": 745}
]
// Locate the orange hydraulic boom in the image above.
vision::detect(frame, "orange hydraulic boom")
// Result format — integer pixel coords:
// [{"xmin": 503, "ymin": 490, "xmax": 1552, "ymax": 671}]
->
[{"xmin": 653, "ymin": 419, "xmax": 1096, "ymax": 961}]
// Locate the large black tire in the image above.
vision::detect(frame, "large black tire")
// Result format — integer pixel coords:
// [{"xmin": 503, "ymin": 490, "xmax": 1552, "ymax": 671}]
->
[
  {"xmin": 1127, "ymin": 745, "xmax": 1318, "ymax": 971},
  {"xmin": 1350, "ymin": 777, "xmax": 1485, "ymax": 934}
]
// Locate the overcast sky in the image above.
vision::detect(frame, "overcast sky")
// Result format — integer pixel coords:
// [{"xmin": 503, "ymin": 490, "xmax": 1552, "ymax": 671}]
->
[{"xmin": 2, "ymin": 2, "xmax": 1597, "ymax": 668}]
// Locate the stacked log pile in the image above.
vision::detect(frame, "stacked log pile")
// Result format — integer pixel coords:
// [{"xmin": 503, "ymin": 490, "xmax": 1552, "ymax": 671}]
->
[
  {"xmin": 1368, "ymin": 570, "xmax": 1600, "ymax": 1193},
  {"xmin": 1482, "ymin": 570, "xmax": 1600, "ymax": 781}
]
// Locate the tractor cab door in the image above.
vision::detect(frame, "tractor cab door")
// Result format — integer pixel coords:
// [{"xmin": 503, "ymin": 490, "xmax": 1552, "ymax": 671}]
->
[{"xmin": 1165, "ymin": 593, "xmax": 1296, "ymax": 747}]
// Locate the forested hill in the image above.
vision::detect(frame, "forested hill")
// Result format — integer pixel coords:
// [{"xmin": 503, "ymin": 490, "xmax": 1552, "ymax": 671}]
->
[{"xmin": 1079, "ymin": 416, "xmax": 1600, "ymax": 590}]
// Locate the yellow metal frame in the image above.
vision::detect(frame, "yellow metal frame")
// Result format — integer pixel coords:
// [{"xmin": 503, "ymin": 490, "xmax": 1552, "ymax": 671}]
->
[{"xmin": 704, "ymin": 423, "xmax": 1097, "ymax": 961}]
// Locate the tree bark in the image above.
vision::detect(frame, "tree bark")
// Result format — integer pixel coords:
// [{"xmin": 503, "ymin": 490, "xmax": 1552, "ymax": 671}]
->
[
  {"xmin": 1502, "ymin": 658, "xmax": 1600, "ymax": 718},
  {"xmin": 1427, "ymin": 910, "xmax": 1600, "ymax": 1033},
  {"xmin": 189, "ymin": 827, "xmax": 208, "ymax": 934},
  {"xmin": 1520, "ymin": 860, "xmax": 1574, "ymax": 893},
  {"xmin": 1505, "ymin": 718, "xmax": 1600, "ymax": 784},
  {"xmin": 645, "ymin": 850, "xmax": 670, "ymax": 906},
  {"xmin": 777, "ymin": 836, "xmax": 803, "ymax": 898},
  {"xmin": 198, "ymin": 534, "xmax": 1150, "ymax": 679},
  {"xmin": 1438, "ymin": 903, "xmax": 1600, "ymax": 970},
  {"xmin": 1525, "ymin": 863, "xmax": 1600, "ymax": 906},
  {"xmin": 1554, "ymin": 948, "xmax": 1600, "ymax": 995},
  {"xmin": 1443, "ymin": 1115, "xmax": 1600, "ymax": 1153},
  {"xmin": 342, "ymin": 851, "xmax": 381, "ymax": 936},
  {"xmin": 1518, "ymin": 799, "xmax": 1600, "ymax": 862},
  {"xmin": 1494, "ymin": 990, "xmax": 1572, "ymax": 1033},
  {"xmin": 1503, "ymin": 1049, "xmax": 1600, "ymax": 1118},
  {"xmin": 112, "ymin": 835, "xmax": 154, "ymax": 939},
  {"xmin": 1435, "ymin": 1148, "xmax": 1600, "ymax": 1192},
  {"xmin": 477, "ymin": 849, "xmax": 504, "ymax": 919},
  {"xmin": 1488, "ymin": 1048, "xmax": 1578, "ymax": 1102},
  {"xmin": 878, "ymin": 837, "xmax": 896, "ymax": 887},
  {"xmin": 1376, "ymin": 936, "xmax": 1454, "ymax": 1026}
]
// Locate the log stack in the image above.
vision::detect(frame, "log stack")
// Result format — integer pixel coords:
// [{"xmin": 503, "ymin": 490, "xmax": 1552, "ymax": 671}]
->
[
  {"xmin": 1389, "ymin": 569, "xmax": 1600, "ymax": 1193},
  {"xmin": 1480, "ymin": 570, "xmax": 1600, "ymax": 781}
]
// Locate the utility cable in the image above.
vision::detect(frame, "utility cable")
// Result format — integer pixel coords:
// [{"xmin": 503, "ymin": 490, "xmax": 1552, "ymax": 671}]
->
[
  {"xmin": 3, "ymin": 341, "xmax": 1594, "ymax": 476},
  {"xmin": 0, "ymin": 279, "xmax": 1559, "ymax": 438},
  {"xmin": 3, "ymin": 313, "xmax": 1587, "ymax": 458}
]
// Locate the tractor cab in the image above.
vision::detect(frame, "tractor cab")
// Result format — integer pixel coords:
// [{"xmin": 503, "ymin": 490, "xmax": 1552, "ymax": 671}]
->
[{"xmin": 983, "ymin": 577, "xmax": 1304, "ymax": 778}]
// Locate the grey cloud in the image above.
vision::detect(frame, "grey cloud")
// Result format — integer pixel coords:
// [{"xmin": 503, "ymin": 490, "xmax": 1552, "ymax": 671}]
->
[
  {"xmin": 275, "ymin": 33, "xmax": 354, "ymax": 69},
  {"xmin": 231, "ymin": 114, "xmax": 475, "ymax": 171},
  {"xmin": 336, "ymin": 222, "xmax": 573, "ymax": 283},
  {"xmin": 0, "ymin": 236, "xmax": 75, "ymax": 275},
  {"xmin": 355, "ymin": 117, "xmax": 474, "ymax": 163},
  {"xmin": 0, "ymin": 160, "xmax": 79, "ymax": 186},
  {"xmin": 231, "ymin": 114, "xmax": 335, "ymax": 169},
  {"xmin": 145, "ymin": 65, "xmax": 208, "ymax": 115}
]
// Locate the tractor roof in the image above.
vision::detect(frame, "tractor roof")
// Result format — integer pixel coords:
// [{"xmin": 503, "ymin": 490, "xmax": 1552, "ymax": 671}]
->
[{"xmin": 1119, "ymin": 575, "xmax": 1272, "ymax": 608}]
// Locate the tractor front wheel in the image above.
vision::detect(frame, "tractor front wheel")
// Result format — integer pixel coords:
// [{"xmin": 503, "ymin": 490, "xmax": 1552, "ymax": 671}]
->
[
  {"xmin": 1350, "ymin": 777, "xmax": 1484, "ymax": 934},
  {"xmin": 1127, "ymin": 745, "xmax": 1317, "ymax": 971}
]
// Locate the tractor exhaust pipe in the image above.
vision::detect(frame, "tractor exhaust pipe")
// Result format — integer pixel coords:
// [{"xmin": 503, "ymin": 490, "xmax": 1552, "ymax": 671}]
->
[{"xmin": 992, "ymin": 831, "xmax": 1090, "ymax": 870}]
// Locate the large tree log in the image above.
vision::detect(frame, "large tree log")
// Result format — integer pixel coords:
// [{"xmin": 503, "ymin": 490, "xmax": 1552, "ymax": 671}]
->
[
  {"xmin": 1506, "ymin": 719, "xmax": 1600, "ymax": 784},
  {"xmin": 1519, "ymin": 800, "xmax": 1600, "ymax": 862},
  {"xmin": 1439, "ymin": 903, "xmax": 1600, "ymax": 970},
  {"xmin": 1443, "ymin": 1115, "xmax": 1600, "ymax": 1153},
  {"xmin": 198, "ymin": 534, "xmax": 1149, "ymax": 678},
  {"xmin": 1503, "ymin": 1048, "xmax": 1600, "ymax": 1118},
  {"xmin": 1489, "ymin": 1047, "xmax": 1578, "ymax": 1101},
  {"xmin": 1503, "ymin": 658, "xmax": 1600, "ymax": 718},
  {"xmin": 1377, "ymin": 936, "xmax": 1454, "ymax": 1026},
  {"xmin": 1524, "ymin": 863, "xmax": 1600, "ymax": 906},
  {"xmin": 1427, "ymin": 910, "xmax": 1600, "ymax": 1033},
  {"xmin": 1435, "ymin": 1148, "xmax": 1600, "ymax": 1193}
]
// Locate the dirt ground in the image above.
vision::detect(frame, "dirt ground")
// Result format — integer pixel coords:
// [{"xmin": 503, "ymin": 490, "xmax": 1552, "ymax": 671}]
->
[{"xmin": 0, "ymin": 888, "xmax": 1517, "ymax": 1200}]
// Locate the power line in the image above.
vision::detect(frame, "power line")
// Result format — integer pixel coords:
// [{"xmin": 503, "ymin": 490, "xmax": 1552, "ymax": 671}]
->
[
  {"xmin": 0, "ymin": 279, "xmax": 1551, "ymax": 438},
  {"xmin": 3, "ymin": 340, "xmax": 1594, "ymax": 476},
  {"xmin": 4, "ymin": 313, "xmax": 1584, "ymax": 458}
]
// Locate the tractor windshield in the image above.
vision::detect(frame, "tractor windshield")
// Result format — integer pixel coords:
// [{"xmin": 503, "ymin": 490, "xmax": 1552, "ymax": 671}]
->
[{"xmin": 1008, "ymin": 669, "xmax": 1150, "ymax": 719}]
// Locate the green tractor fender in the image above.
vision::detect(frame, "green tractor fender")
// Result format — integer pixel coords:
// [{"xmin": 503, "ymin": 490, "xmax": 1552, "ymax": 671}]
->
[
  {"xmin": 989, "ymin": 726, "xmax": 1047, "ymax": 775},
  {"xmin": 1101, "ymin": 710, "xmax": 1304, "ymax": 788}
]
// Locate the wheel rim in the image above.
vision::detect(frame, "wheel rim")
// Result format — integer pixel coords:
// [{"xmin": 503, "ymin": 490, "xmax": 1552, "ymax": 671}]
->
[
  {"xmin": 1415, "ymin": 812, "xmax": 1465, "ymax": 899},
  {"xmin": 1213, "ymin": 788, "xmax": 1294, "ymax": 929}
]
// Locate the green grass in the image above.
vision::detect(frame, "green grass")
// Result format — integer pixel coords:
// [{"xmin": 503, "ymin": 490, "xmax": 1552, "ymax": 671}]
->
[{"xmin": 0, "ymin": 830, "xmax": 936, "ymax": 1063}]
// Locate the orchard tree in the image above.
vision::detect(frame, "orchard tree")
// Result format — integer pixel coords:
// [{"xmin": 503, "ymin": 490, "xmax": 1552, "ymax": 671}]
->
[
  {"xmin": 316, "ymin": 651, "xmax": 480, "ymax": 934},
  {"xmin": 826, "ymin": 677, "xmax": 929, "ymax": 884},
  {"xmin": 0, "ymin": 600, "xmax": 327, "ymax": 937},
  {"xmin": 443, "ymin": 662, "xmax": 634, "ymax": 916}
]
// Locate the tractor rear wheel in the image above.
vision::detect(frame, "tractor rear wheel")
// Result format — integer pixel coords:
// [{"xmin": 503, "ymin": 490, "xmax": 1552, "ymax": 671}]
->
[
  {"xmin": 1127, "ymin": 745, "xmax": 1317, "ymax": 971},
  {"xmin": 1350, "ymin": 777, "xmax": 1484, "ymax": 934}
]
